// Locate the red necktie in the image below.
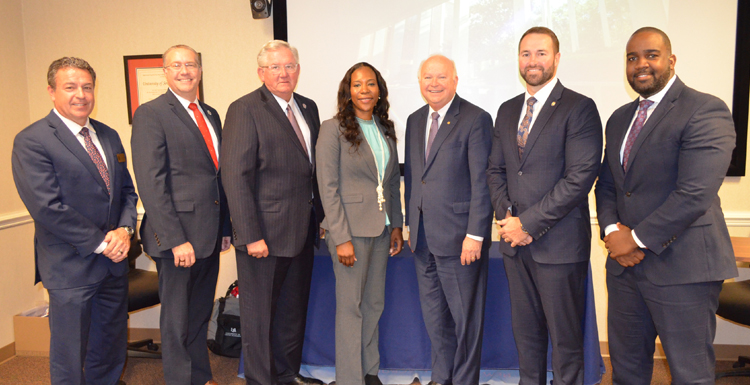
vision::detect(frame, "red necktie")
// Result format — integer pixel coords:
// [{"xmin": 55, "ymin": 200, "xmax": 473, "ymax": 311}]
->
[
  {"xmin": 188, "ymin": 103, "xmax": 219, "ymax": 169},
  {"xmin": 622, "ymin": 100, "xmax": 654, "ymax": 172},
  {"xmin": 80, "ymin": 127, "xmax": 110, "ymax": 194}
]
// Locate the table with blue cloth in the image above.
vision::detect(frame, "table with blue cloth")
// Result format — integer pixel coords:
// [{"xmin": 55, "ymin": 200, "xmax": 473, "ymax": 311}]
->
[{"xmin": 239, "ymin": 243, "xmax": 605, "ymax": 385}]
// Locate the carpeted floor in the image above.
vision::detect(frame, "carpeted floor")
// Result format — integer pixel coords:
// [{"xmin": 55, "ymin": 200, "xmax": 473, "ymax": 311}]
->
[{"xmin": 0, "ymin": 353, "xmax": 748, "ymax": 384}]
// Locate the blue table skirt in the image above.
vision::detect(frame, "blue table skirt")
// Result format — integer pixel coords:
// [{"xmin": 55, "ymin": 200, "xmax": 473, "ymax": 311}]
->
[{"xmin": 240, "ymin": 243, "xmax": 605, "ymax": 384}]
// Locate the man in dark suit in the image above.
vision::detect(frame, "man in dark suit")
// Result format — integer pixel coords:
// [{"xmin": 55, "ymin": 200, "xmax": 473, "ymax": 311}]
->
[
  {"xmin": 403, "ymin": 55, "xmax": 493, "ymax": 385},
  {"xmin": 486, "ymin": 27, "xmax": 602, "ymax": 385},
  {"xmin": 131, "ymin": 45, "xmax": 231, "ymax": 385},
  {"xmin": 222, "ymin": 40, "xmax": 325, "ymax": 385},
  {"xmin": 595, "ymin": 27, "xmax": 737, "ymax": 385},
  {"xmin": 12, "ymin": 57, "xmax": 138, "ymax": 385}
]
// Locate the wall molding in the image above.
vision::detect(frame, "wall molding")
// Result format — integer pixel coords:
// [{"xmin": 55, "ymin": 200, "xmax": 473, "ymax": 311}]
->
[
  {"xmin": 0, "ymin": 211, "xmax": 32, "ymax": 230},
  {"xmin": 0, "ymin": 209, "xmax": 146, "ymax": 231}
]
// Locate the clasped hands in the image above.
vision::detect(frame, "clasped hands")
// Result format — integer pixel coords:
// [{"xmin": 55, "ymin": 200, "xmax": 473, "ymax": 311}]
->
[
  {"xmin": 497, "ymin": 211, "xmax": 532, "ymax": 247},
  {"xmin": 603, "ymin": 223, "xmax": 645, "ymax": 267},
  {"xmin": 335, "ymin": 228, "xmax": 404, "ymax": 267}
]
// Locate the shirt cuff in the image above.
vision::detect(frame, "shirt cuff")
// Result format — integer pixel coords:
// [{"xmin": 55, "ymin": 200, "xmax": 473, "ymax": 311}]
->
[
  {"xmin": 603, "ymin": 224, "xmax": 619, "ymax": 236},
  {"xmin": 466, "ymin": 234, "xmax": 484, "ymax": 242},
  {"xmin": 631, "ymin": 230, "xmax": 647, "ymax": 249},
  {"xmin": 94, "ymin": 241, "xmax": 107, "ymax": 254}
]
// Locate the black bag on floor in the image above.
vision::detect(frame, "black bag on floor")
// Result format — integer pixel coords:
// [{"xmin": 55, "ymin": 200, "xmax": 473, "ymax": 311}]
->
[{"xmin": 207, "ymin": 280, "xmax": 242, "ymax": 357}]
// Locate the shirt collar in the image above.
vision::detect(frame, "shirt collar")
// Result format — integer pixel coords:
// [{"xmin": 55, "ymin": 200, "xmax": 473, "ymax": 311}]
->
[
  {"xmin": 525, "ymin": 77, "xmax": 558, "ymax": 106},
  {"xmin": 53, "ymin": 108, "xmax": 93, "ymax": 134},
  {"xmin": 638, "ymin": 74, "xmax": 677, "ymax": 105},
  {"xmin": 429, "ymin": 94, "xmax": 457, "ymax": 118},
  {"xmin": 272, "ymin": 92, "xmax": 296, "ymax": 112},
  {"xmin": 169, "ymin": 88, "xmax": 199, "ymax": 109}
]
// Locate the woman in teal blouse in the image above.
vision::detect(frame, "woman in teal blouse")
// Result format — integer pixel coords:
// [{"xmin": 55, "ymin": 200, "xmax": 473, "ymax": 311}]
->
[{"xmin": 315, "ymin": 62, "xmax": 404, "ymax": 385}]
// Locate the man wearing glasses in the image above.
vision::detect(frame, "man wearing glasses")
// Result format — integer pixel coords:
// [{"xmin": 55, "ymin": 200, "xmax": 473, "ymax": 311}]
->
[
  {"xmin": 222, "ymin": 40, "xmax": 325, "ymax": 385},
  {"xmin": 131, "ymin": 44, "xmax": 231, "ymax": 385}
]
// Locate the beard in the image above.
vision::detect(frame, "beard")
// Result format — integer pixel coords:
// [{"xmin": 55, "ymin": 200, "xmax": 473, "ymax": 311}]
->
[
  {"xmin": 521, "ymin": 65, "xmax": 555, "ymax": 87},
  {"xmin": 629, "ymin": 69, "xmax": 672, "ymax": 98}
]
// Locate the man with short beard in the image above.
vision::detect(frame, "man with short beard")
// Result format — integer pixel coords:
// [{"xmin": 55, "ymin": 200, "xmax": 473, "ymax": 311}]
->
[
  {"xmin": 595, "ymin": 27, "xmax": 737, "ymax": 384},
  {"xmin": 487, "ymin": 26, "xmax": 602, "ymax": 385}
]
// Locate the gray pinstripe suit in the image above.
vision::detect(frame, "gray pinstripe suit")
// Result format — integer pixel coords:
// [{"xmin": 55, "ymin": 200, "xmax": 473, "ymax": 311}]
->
[{"xmin": 221, "ymin": 84, "xmax": 322, "ymax": 385}]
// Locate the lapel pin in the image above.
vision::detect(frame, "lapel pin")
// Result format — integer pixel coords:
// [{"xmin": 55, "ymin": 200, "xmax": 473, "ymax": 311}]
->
[
  {"xmin": 207, "ymin": 110, "xmax": 212, "ymax": 115},
  {"xmin": 551, "ymin": 101, "xmax": 556, "ymax": 106},
  {"xmin": 447, "ymin": 121, "xmax": 451, "ymax": 125},
  {"xmin": 303, "ymin": 103, "xmax": 307, "ymax": 109}
]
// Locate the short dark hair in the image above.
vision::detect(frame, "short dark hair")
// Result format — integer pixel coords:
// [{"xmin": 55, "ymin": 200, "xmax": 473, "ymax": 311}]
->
[
  {"xmin": 630, "ymin": 27, "xmax": 672, "ymax": 54},
  {"xmin": 163, "ymin": 44, "xmax": 202, "ymax": 67},
  {"xmin": 47, "ymin": 57, "xmax": 96, "ymax": 89},
  {"xmin": 519, "ymin": 26, "xmax": 560, "ymax": 54}
]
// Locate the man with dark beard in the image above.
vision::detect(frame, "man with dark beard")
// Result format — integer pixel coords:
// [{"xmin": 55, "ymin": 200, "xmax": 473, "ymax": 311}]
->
[
  {"xmin": 487, "ymin": 26, "xmax": 602, "ymax": 385},
  {"xmin": 595, "ymin": 27, "xmax": 736, "ymax": 384}
]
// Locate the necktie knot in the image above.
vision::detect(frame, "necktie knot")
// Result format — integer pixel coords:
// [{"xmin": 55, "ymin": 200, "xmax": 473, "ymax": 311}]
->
[
  {"xmin": 80, "ymin": 127, "xmax": 89, "ymax": 136},
  {"xmin": 431, "ymin": 112, "xmax": 439, "ymax": 121},
  {"xmin": 188, "ymin": 102, "xmax": 199, "ymax": 112},
  {"xmin": 527, "ymin": 96, "xmax": 537, "ymax": 107},
  {"xmin": 638, "ymin": 99, "xmax": 653, "ymax": 111}
]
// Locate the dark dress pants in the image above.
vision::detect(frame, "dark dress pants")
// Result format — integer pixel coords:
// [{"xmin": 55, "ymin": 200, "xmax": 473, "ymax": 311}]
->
[
  {"xmin": 502, "ymin": 247, "xmax": 588, "ymax": 385},
  {"xmin": 413, "ymin": 214, "xmax": 489, "ymax": 385},
  {"xmin": 237, "ymin": 223, "xmax": 316, "ymax": 385},
  {"xmin": 607, "ymin": 264, "xmax": 722, "ymax": 385},
  {"xmin": 47, "ymin": 271, "xmax": 128, "ymax": 385},
  {"xmin": 155, "ymin": 251, "xmax": 220, "ymax": 385}
]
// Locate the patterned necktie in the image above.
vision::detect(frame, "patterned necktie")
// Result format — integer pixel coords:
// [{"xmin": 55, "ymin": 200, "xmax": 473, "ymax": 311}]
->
[
  {"xmin": 188, "ymin": 103, "xmax": 219, "ymax": 169},
  {"xmin": 517, "ymin": 96, "xmax": 537, "ymax": 159},
  {"xmin": 425, "ymin": 112, "xmax": 440, "ymax": 162},
  {"xmin": 622, "ymin": 100, "xmax": 654, "ymax": 172},
  {"xmin": 287, "ymin": 105, "xmax": 309, "ymax": 159},
  {"xmin": 80, "ymin": 127, "xmax": 110, "ymax": 194}
]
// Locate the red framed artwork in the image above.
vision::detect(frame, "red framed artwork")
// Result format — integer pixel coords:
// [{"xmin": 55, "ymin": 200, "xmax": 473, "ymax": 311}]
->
[{"xmin": 123, "ymin": 54, "xmax": 204, "ymax": 123}]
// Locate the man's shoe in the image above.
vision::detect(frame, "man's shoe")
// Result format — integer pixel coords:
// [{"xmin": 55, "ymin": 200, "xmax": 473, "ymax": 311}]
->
[
  {"xmin": 279, "ymin": 375, "xmax": 326, "ymax": 385},
  {"xmin": 365, "ymin": 374, "xmax": 383, "ymax": 385}
]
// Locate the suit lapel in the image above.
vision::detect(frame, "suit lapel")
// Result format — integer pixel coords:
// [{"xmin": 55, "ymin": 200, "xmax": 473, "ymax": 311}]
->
[
  {"xmin": 296, "ymin": 94, "xmax": 317, "ymax": 170},
  {"xmin": 358, "ymin": 129, "xmax": 379, "ymax": 180},
  {"xmin": 415, "ymin": 105, "xmax": 428, "ymax": 167},
  {"xmin": 625, "ymin": 78, "xmax": 683, "ymax": 173},
  {"xmin": 520, "ymin": 82, "xmax": 564, "ymax": 165},
  {"xmin": 424, "ymin": 96, "xmax": 460, "ymax": 172},
  {"xmin": 504, "ymin": 94, "xmax": 525, "ymax": 169},
  {"xmin": 610, "ymin": 99, "xmax": 639, "ymax": 180},
  {"xmin": 166, "ymin": 91, "xmax": 217, "ymax": 171},
  {"xmin": 261, "ymin": 86, "xmax": 310, "ymax": 160},
  {"xmin": 49, "ymin": 113, "xmax": 109, "ymax": 195}
]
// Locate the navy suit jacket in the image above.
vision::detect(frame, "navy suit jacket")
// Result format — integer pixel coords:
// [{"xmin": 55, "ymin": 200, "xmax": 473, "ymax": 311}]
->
[
  {"xmin": 487, "ymin": 81, "xmax": 602, "ymax": 263},
  {"xmin": 595, "ymin": 77, "xmax": 737, "ymax": 285},
  {"xmin": 404, "ymin": 95, "xmax": 493, "ymax": 256},
  {"xmin": 12, "ymin": 111, "xmax": 138, "ymax": 289},
  {"xmin": 131, "ymin": 90, "xmax": 231, "ymax": 259},
  {"xmin": 222, "ymin": 85, "xmax": 323, "ymax": 257}
]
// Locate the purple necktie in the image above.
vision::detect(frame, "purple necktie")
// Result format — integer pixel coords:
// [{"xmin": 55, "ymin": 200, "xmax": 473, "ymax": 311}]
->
[
  {"xmin": 517, "ymin": 96, "xmax": 537, "ymax": 159},
  {"xmin": 287, "ymin": 105, "xmax": 309, "ymax": 159},
  {"xmin": 425, "ymin": 112, "xmax": 439, "ymax": 162},
  {"xmin": 80, "ymin": 127, "xmax": 110, "ymax": 194},
  {"xmin": 622, "ymin": 100, "xmax": 654, "ymax": 172}
]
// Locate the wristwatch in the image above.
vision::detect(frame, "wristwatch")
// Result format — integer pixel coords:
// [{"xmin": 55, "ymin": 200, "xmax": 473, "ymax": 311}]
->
[{"xmin": 120, "ymin": 226, "xmax": 135, "ymax": 239}]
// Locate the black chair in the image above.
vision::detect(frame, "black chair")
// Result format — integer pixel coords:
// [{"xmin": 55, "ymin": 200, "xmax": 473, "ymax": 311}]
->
[
  {"xmin": 127, "ymin": 238, "xmax": 161, "ymax": 358},
  {"xmin": 716, "ymin": 279, "xmax": 750, "ymax": 379}
]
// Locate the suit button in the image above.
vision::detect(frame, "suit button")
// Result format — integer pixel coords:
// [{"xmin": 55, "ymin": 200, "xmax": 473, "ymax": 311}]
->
[
  {"xmin": 518, "ymin": 171, "xmax": 523, "ymax": 176},
  {"xmin": 513, "ymin": 201, "xmax": 518, "ymax": 206},
  {"xmin": 109, "ymin": 224, "xmax": 115, "ymax": 230},
  {"xmin": 418, "ymin": 206, "xmax": 422, "ymax": 211},
  {"xmin": 422, "ymin": 180, "xmax": 426, "ymax": 184},
  {"xmin": 309, "ymin": 199, "xmax": 313, "ymax": 205},
  {"xmin": 214, "ymin": 200, "xmax": 219, "ymax": 205},
  {"xmin": 625, "ymin": 192, "xmax": 632, "ymax": 197}
]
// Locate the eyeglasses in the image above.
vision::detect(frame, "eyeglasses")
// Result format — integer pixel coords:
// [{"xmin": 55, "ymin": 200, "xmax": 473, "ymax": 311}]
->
[
  {"xmin": 164, "ymin": 62, "xmax": 200, "ymax": 71},
  {"xmin": 261, "ymin": 63, "xmax": 299, "ymax": 74}
]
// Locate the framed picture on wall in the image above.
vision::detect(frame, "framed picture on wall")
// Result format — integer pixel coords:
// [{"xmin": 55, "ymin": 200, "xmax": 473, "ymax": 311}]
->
[{"xmin": 123, "ymin": 53, "xmax": 204, "ymax": 124}]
